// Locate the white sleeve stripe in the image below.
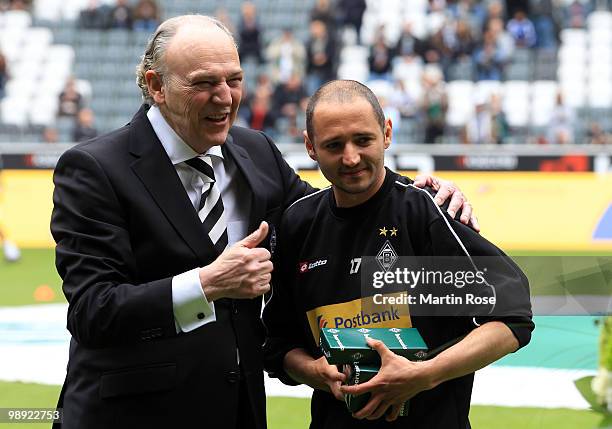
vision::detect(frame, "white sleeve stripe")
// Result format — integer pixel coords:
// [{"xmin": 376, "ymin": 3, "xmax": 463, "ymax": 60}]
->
[
  {"xmin": 287, "ymin": 186, "xmax": 331, "ymax": 211},
  {"xmin": 398, "ymin": 181, "xmax": 497, "ymax": 316}
]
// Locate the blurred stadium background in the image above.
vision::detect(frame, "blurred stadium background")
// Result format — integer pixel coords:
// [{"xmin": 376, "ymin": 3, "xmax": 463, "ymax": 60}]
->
[{"xmin": 1, "ymin": 0, "xmax": 612, "ymax": 427}]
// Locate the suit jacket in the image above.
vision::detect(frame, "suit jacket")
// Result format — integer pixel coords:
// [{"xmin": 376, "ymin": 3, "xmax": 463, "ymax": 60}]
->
[{"xmin": 51, "ymin": 105, "xmax": 311, "ymax": 429}]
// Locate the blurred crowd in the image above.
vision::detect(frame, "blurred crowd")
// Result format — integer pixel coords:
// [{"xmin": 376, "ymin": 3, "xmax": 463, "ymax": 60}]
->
[
  {"xmin": 226, "ymin": 0, "xmax": 611, "ymax": 144},
  {"xmin": 1, "ymin": 0, "xmax": 611, "ymax": 144},
  {"xmin": 77, "ymin": 0, "xmax": 161, "ymax": 31}
]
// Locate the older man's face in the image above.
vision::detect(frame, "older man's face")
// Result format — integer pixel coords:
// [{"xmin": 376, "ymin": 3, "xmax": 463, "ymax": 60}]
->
[{"xmin": 158, "ymin": 26, "xmax": 243, "ymax": 153}]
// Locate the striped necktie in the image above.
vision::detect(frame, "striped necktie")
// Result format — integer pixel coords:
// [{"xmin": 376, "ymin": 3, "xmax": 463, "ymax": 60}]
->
[{"xmin": 185, "ymin": 156, "xmax": 228, "ymax": 254}]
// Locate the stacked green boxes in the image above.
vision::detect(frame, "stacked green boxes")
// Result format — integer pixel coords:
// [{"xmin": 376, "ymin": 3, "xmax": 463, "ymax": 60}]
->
[
  {"xmin": 320, "ymin": 327, "xmax": 428, "ymax": 418},
  {"xmin": 320, "ymin": 327, "xmax": 428, "ymax": 365}
]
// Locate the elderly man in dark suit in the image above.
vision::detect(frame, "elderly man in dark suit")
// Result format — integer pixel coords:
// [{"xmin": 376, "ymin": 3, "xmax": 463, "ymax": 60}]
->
[{"xmin": 51, "ymin": 15, "xmax": 475, "ymax": 429}]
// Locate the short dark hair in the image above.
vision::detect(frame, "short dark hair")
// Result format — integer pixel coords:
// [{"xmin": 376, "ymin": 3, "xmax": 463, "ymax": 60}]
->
[{"xmin": 305, "ymin": 80, "xmax": 386, "ymax": 142}]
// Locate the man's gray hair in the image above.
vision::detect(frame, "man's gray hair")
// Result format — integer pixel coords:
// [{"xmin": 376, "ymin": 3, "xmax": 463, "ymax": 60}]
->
[{"xmin": 136, "ymin": 15, "xmax": 236, "ymax": 105}]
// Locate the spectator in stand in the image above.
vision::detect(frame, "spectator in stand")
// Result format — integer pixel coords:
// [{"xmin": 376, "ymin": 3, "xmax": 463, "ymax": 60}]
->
[
  {"xmin": 547, "ymin": 91, "xmax": 574, "ymax": 144},
  {"xmin": 238, "ymin": 2, "xmax": 264, "ymax": 64},
  {"xmin": 73, "ymin": 108, "xmax": 98, "ymax": 142},
  {"xmin": 394, "ymin": 21, "xmax": 426, "ymax": 59},
  {"xmin": 310, "ymin": 0, "xmax": 336, "ymax": 28},
  {"xmin": 426, "ymin": 0, "xmax": 447, "ymax": 30},
  {"xmin": 266, "ymin": 28, "xmax": 306, "ymax": 84},
  {"xmin": 43, "ymin": 126, "xmax": 59, "ymax": 144},
  {"xmin": 246, "ymin": 93, "xmax": 276, "ymax": 135},
  {"xmin": 484, "ymin": 0, "xmax": 505, "ymax": 27},
  {"xmin": 424, "ymin": 24, "xmax": 454, "ymax": 77},
  {"xmin": 305, "ymin": 20, "xmax": 337, "ymax": 95},
  {"xmin": 239, "ymin": 73, "xmax": 274, "ymax": 125},
  {"xmin": 133, "ymin": 0, "xmax": 160, "ymax": 32},
  {"xmin": 451, "ymin": 19, "xmax": 476, "ymax": 63},
  {"xmin": 564, "ymin": 0, "xmax": 590, "ymax": 28},
  {"xmin": 58, "ymin": 78, "xmax": 83, "ymax": 117},
  {"xmin": 448, "ymin": 0, "xmax": 487, "ymax": 32},
  {"xmin": 78, "ymin": 0, "xmax": 112, "ymax": 29},
  {"xmin": 530, "ymin": 0, "xmax": 560, "ymax": 51},
  {"xmin": 8, "ymin": 0, "xmax": 28, "ymax": 10},
  {"xmin": 110, "ymin": 0, "xmax": 133, "ymax": 30},
  {"xmin": 379, "ymin": 94, "xmax": 402, "ymax": 134},
  {"xmin": 272, "ymin": 73, "xmax": 308, "ymax": 139},
  {"xmin": 214, "ymin": 7, "xmax": 235, "ymax": 34},
  {"xmin": 420, "ymin": 65, "xmax": 447, "ymax": 143},
  {"xmin": 389, "ymin": 79, "xmax": 419, "ymax": 119},
  {"xmin": 490, "ymin": 93, "xmax": 509, "ymax": 144},
  {"xmin": 487, "ymin": 17, "xmax": 515, "ymax": 60},
  {"xmin": 337, "ymin": 0, "xmax": 366, "ymax": 42},
  {"xmin": 0, "ymin": 50, "xmax": 8, "ymax": 99},
  {"xmin": 368, "ymin": 27, "xmax": 394, "ymax": 80},
  {"xmin": 462, "ymin": 97, "xmax": 494, "ymax": 144},
  {"xmin": 588, "ymin": 122, "xmax": 611, "ymax": 145},
  {"xmin": 474, "ymin": 29, "xmax": 506, "ymax": 80},
  {"xmin": 507, "ymin": 10, "xmax": 537, "ymax": 48}
]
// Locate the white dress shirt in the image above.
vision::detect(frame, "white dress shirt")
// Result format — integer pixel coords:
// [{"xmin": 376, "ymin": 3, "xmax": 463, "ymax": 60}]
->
[{"xmin": 147, "ymin": 106, "xmax": 250, "ymax": 332}]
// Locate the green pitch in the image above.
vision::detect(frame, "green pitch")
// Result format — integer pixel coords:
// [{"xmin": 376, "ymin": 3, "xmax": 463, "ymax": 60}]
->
[
  {"xmin": 0, "ymin": 249, "xmax": 64, "ymax": 306},
  {"xmin": 0, "ymin": 381, "xmax": 608, "ymax": 429}
]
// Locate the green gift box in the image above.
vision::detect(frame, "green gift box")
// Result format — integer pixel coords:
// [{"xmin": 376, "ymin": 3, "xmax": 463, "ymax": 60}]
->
[
  {"xmin": 343, "ymin": 363, "xmax": 410, "ymax": 417},
  {"xmin": 320, "ymin": 327, "xmax": 428, "ymax": 365}
]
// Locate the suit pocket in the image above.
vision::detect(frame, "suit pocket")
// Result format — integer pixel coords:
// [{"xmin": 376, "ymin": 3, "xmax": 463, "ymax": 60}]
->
[{"xmin": 99, "ymin": 363, "xmax": 176, "ymax": 399}]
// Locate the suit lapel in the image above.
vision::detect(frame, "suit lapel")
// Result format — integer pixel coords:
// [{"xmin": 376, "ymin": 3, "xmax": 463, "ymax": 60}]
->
[
  {"xmin": 223, "ymin": 133, "xmax": 265, "ymax": 233},
  {"xmin": 128, "ymin": 106, "xmax": 216, "ymax": 261}
]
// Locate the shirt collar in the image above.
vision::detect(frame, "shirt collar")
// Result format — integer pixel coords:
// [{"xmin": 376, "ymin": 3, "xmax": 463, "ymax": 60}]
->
[{"xmin": 147, "ymin": 105, "xmax": 224, "ymax": 165}]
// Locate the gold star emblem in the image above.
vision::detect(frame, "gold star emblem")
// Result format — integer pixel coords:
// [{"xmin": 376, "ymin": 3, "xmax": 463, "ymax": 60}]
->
[
  {"xmin": 390, "ymin": 228, "xmax": 398, "ymax": 236},
  {"xmin": 379, "ymin": 227, "xmax": 388, "ymax": 236}
]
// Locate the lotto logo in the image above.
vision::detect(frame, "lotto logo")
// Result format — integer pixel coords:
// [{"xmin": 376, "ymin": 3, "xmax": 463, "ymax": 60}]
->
[{"xmin": 298, "ymin": 259, "xmax": 328, "ymax": 274}]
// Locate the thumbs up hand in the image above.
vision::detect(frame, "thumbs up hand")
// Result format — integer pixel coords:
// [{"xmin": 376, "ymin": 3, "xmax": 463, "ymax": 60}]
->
[
  {"xmin": 199, "ymin": 222, "xmax": 273, "ymax": 301},
  {"xmin": 238, "ymin": 221, "xmax": 269, "ymax": 249}
]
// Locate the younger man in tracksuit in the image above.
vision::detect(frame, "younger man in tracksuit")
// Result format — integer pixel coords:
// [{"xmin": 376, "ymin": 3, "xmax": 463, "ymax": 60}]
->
[{"xmin": 263, "ymin": 80, "xmax": 533, "ymax": 428}]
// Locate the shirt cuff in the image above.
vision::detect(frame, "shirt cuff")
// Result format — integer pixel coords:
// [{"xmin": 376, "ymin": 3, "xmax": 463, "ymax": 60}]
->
[{"xmin": 172, "ymin": 268, "xmax": 216, "ymax": 333}]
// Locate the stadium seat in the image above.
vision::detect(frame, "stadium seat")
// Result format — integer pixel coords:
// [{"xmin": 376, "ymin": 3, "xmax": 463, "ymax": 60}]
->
[
  {"xmin": 29, "ymin": 97, "xmax": 60, "ymax": 127},
  {"xmin": 340, "ymin": 46, "xmax": 369, "ymax": 65},
  {"xmin": 33, "ymin": 0, "xmax": 63, "ymax": 22},
  {"xmin": 531, "ymin": 81, "xmax": 558, "ymax": 127},
  {"xmin": 559, "ymin": 28, "xmax": 587, "ymax": 47},
  {"xmin": 392, "ymin": 58, "xmax": 424, "ymax": 84},
  {"xmin": 587, "ymin": 10, "xmax": 612, "ymax": 31},
  {"xmin": 503, "ymin": 81, "xmax": 530, "ymax": 127},
  {"xmin": 557, "ymin": 62, "xmax": 586, "ymax": 85},
  {"xmin": 0, "ymin": 97, "xmax": 29, "ymax": 127},
  {"xmin": 588, "ymin": 79, "xmax": 612, "ymax": 108},
  {"xmin": 367, "ymin": 80, "xmax": 394, "ymax": 99},
  {"xmin": 446, "ymin": 80, "xmax": 474, "ymax": 127},
  {"xmin": 558, "ymin": 45, "xmax": 586, "ymax": 64},
  {"xmin": 588, "ymin": 29, "xmax": 612, "ymax": 47},
  {"xmin": 4, "ymin": 78, "xmax": 36, "ymax": 100},
  {"xmin": 337, "ymin": 62, "xmax": 369, "ymax": 83},
  {"xmin": 475, "ymin": 80, "xmax": 502, "ymax": 102},
  {"xmin": 560, "ymin": 81, "xmax": 586, "ymax": 108},
  {"xmin": 2, "ymin": 10, "xmax": 32, "ymax": 30}
]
